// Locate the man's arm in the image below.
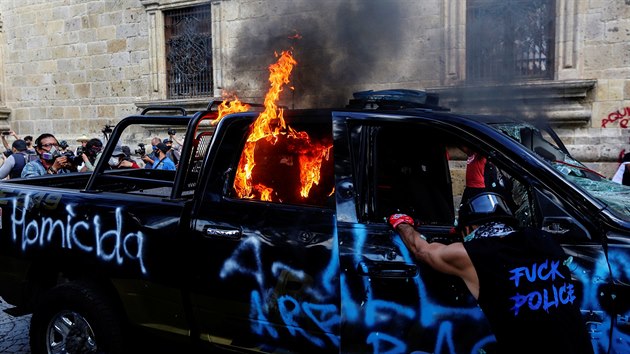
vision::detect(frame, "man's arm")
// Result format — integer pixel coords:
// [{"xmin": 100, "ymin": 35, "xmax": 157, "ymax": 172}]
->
[
  {"xmin": 0, "ymin": 155, "xmax": 15, "ymax": 179},
  {"xmin": 389, "ymin": 214, "xmax": 480, "ymax": 298}
]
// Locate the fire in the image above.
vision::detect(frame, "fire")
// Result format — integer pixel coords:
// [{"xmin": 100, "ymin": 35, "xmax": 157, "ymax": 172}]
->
[
  {"xmin": 233, "ymin": 51, "xmax": 332, "ymax": 203},
  {"xmin": 213, "ymin": 95, "xmax": 250, "ymax": 125}
]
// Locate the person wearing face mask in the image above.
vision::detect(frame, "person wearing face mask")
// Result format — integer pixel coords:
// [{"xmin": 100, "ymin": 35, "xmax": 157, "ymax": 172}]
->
[
  {"xmin": 79, "ymin": 138, "xmax": 103, "ymax": 172},
  {"xmin": 141, "ymin": 137, "xmax": 162, "ymax": 169},
  {"xmin": 108, "ymin": 146, "xmax": 139, "ymax": 169},
  {"xmin": 21, "ymin": 133, "xmax": 73, "ymax": 178},
  {"xmin": 151, "ymin": 142, "xmax": 176, "ymax": 170}
]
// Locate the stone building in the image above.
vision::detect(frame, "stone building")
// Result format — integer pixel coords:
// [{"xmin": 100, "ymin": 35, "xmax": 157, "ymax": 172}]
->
[{"xmin": 0, "ymin": 0, "xmax": 628, "ymax": 176}]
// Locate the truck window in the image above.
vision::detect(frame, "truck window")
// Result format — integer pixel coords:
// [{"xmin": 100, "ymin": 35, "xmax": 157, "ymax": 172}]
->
[
  {"xmin": 229, "ymin": 119, "xmax": 335, "ymax": 208},
  {"xmin": 373, "ymin": 126, "xmax": 454, "ymax": 225}
]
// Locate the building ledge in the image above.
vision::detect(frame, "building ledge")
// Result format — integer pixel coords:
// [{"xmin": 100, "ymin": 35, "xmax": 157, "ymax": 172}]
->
[{"xmin": 428, "ymin": 79, "xmax": 597, "ymax": 126}]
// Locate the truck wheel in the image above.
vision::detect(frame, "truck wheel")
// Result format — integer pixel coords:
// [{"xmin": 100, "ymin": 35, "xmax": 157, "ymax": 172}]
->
[{"xmin": 29, "ymin": 281, "xmax": 124, "ymax": 354}]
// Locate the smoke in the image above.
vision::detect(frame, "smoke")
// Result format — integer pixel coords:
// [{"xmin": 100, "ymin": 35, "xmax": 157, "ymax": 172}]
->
[{"xmin": 228, "ymin": 0, "xmax": 405, "ymax": 108}]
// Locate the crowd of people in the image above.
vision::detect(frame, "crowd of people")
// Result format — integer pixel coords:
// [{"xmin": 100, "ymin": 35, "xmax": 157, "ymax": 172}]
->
[{"xmin": 0, "ymin": 129, "xmax": 182, "ymax": 179}]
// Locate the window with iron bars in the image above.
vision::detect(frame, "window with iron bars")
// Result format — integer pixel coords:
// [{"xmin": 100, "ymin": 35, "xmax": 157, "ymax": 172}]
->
[
  {"xmin": 165, "ymin": 5, "xmax": 212, "ymax": 99},
  {"xmin": 466, "ymin": 0, "xmax": 555, "ymax": 82}
]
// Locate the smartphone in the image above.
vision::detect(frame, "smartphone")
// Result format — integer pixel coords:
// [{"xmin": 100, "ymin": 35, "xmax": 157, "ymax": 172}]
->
[{"xmin": 1, "ymin": 131, "xmax": 10, "ymax": 136}]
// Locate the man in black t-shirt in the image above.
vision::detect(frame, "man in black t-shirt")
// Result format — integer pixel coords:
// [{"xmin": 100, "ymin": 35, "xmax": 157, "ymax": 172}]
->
[{"xmin": 389, "ymin": 192, "xmax": 593, "ymax": 354}]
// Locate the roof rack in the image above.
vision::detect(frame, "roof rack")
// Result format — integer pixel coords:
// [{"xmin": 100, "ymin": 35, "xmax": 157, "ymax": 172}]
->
[{"xmin": 347, "ymin": 89, "xmax": 450, "ymax": 111}]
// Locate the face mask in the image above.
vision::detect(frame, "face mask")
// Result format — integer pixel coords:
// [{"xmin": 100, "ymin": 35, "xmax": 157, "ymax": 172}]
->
[
  {"xmin": 41, "ymin": 146, "xmax": 58, "ymax": 162},
  {"xmin": 108, "ymin": 157, "xmax": 119, "ymax": 167}
]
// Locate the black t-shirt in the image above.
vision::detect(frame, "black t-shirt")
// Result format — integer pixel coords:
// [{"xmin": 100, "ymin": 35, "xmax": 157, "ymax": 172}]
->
[{"xmin": 463, "ymin": 227, "xmax": 593, "ymax": 354}]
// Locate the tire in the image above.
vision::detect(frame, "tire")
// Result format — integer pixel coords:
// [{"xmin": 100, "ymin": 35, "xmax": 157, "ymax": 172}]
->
[{"xmin": 29, "ymin": 281, "xmax": 124, "ymax": 354}]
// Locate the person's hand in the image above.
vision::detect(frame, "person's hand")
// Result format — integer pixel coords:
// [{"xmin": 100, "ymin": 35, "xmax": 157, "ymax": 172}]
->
[
  {"xmin": 387, "ymin": 214, "xmax": 415, "ymax": 229},
  {"xmin": 54, "ymin": 156, "xmax": 70, "ymax": 169}
]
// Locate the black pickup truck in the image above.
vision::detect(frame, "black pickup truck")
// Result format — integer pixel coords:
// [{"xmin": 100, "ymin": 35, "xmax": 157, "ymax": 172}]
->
[{"xmin": 0, "ymin": 93, "xmax": 628, "ymax": 354}]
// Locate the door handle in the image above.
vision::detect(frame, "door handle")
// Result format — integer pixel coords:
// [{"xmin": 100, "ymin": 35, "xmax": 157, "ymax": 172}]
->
[
  {"xmin": 204, "ymin": 226, "xmax": 242, "ymax": 240},
  {"xmin": 357, "ymin": 261, "xmax": 418, "ymax": 278}
]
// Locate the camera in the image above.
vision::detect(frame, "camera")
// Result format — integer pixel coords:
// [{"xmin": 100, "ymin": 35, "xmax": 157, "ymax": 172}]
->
[
  {"xmin": 167, "ymin": 129, "xmax": 176, "ymax": 136},
  {"xmin": 1, "ymin": 131, "xmax": 10, "ymax": 136},
  {"xmin": 49, "ymin": 149, "xmax": 82, "ymax": 166},
  {"xmin": 75, "ymin": 146, "xmax": 84, "ymax": 156},
  {"xmin": 134, "ymin": 143, "xmax": 146, "ymax": 156}
]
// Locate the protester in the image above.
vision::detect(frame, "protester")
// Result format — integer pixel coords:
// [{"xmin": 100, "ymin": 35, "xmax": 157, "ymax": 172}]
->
[
  {"xmin": 0, "ymin": 140, "xmax": 30, "ymax": 179},
  {"xmin": 21, "ymin": 134, "xmax": 73, "ymax": 178},
  {"xmin": 388, "ymin": 192, "xmax": 593, "ymax": 353}
]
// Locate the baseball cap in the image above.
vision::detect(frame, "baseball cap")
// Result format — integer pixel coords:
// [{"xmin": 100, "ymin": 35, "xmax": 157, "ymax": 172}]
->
[
  {"xmin": 163, "ymin": 138, "xmax": 172, "ymax": 144},
  {"xmin": 112, "ymin": 145, "xmax": 126, "ymax": 156},
  {"xmin": 156, "ymin": 142, "xmax": 169, "ymax": 153},
  {"xmin": 12, "ymin": 139, "xmax": 27, "ymax": 152}
]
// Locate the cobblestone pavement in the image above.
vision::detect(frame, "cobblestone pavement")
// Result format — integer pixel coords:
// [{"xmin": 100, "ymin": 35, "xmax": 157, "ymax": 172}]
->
[{"xmin": 0, "ymin": 298, "xmax": 31, "ymax": 354}]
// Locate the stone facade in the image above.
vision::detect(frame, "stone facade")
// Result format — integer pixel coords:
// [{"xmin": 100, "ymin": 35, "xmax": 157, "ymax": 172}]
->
[{"xmin": 0, "ymin": 0, "xmax": 628, "ymax": 177}]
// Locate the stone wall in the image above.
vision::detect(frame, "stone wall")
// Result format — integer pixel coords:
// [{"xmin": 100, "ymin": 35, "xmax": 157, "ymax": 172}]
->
[
  {"xmin": 0, "ymin": 0, "xmax": 628, "ymax": 178},
  {"xmin": 0, "ymin": 0, "xmax": 150, "ymax": 144}
]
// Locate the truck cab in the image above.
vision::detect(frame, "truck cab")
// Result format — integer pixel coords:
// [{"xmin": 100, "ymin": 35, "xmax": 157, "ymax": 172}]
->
[{"xmin": 0, "ymin": 97, "xmax": 628, "ymax": 354}]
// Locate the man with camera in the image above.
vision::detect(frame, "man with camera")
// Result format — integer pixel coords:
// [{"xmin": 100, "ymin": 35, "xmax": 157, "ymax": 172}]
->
[{"xmin": 21, "ymin": 133, "xmax": 74, "ymax": 178}]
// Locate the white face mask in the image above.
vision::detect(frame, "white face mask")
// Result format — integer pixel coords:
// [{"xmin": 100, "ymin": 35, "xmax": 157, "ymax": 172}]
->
[{"xmin": 108, "ymin": 157, "xmax": 119, "ymax": 167}]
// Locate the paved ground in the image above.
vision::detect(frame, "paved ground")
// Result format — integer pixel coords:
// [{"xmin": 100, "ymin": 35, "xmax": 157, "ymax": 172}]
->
[{"xmin": 0, "ymin": 298, "xmax": 31, "ymax": 354}]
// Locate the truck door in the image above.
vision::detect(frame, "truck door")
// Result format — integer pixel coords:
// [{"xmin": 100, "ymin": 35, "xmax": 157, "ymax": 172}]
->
[
  {"xmin": 188, "ymin": 113, "xmax": 339, "ymax": 353},
  {"xmin": 332, "ymin": 114, "xmax": 483, "ymax": 354}
]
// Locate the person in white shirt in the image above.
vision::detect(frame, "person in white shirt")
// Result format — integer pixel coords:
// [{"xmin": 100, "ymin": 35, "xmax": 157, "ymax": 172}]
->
[{"xmin": 612, "ymin": 152, "xmax": 630, "ymax": 185}]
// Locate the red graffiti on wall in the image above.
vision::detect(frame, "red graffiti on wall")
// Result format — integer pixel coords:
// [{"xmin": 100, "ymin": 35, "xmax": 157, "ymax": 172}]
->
[{"xmin": 602, "ymin": 107, "xmax": 630, "ymax": 128}]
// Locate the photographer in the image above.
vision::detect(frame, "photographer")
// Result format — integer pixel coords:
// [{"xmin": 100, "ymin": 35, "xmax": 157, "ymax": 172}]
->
[
  {"xmin": 21, "ymin": 133, "xmax": 73, "ymax": 178},
  {"xmin": 109, "ymin": 146, "xmax": 139, "ymax": 169},
  {"xmin": 79, "ymin": 138, "xmax": 103, "ymax": 172}
]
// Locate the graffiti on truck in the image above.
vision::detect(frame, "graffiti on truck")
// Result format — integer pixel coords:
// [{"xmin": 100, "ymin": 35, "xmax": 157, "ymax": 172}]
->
[
  {"xmin": 218, "ymin": 224, "xmax": 627, "ymax": 354},
  {"xmin": 6, "ymin": 193, "xmax": 146, "ymax": 274}
]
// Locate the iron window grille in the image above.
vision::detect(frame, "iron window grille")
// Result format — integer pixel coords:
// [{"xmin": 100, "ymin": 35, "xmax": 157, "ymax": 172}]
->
[
  {"xmin": 165, "ymin": 5, "xmax": 213, "ymax": 99},
  {"xmin": 466, "ymin": 0, "xmax": 555, "ymax": 82}
]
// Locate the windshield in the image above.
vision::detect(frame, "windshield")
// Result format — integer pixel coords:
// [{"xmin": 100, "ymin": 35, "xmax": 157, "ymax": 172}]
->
[{"xmin": 491, "ymin": 122, "xmax": 630, "ymax": 220}]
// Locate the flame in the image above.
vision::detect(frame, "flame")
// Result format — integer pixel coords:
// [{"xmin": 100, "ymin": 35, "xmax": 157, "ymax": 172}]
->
[
  {"xmin": 213, "ymin": 95, "xmax": 250, "ymax": 125},
  {"xmin": 233, "ymin": 51, "xmax": 332, "ymax": 203}
]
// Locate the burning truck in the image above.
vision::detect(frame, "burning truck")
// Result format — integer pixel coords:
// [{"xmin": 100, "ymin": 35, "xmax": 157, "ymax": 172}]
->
[{"xmin": 0, "ymin": 50, "xmax": 625, "ymax": 354}]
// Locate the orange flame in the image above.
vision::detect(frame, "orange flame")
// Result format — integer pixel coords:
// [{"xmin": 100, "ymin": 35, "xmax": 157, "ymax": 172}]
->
[
  {"xmin": 213, "ymin": 96, "xmax": 250, "ymax": 125},
  {"xmin": 233, "ymin": 51, "xmax": 332, "ymax": 202}
]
